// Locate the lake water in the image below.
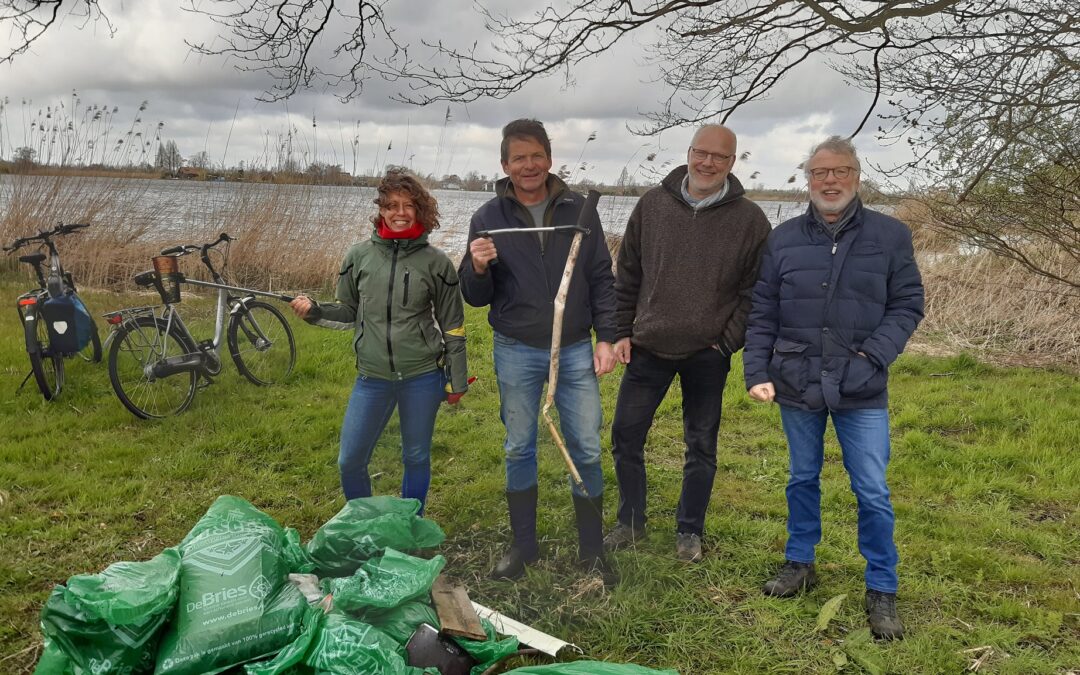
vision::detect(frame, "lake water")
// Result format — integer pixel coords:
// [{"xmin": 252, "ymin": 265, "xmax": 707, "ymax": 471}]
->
[{"xmin": 1, "ymin": 175, "xmax": 809, "ymax": 255}]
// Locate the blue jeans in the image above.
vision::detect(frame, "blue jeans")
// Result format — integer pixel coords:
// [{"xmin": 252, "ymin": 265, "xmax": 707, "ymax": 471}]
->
[
  {"xmin": 779, "ymin": 406, "xmax": 898, "ymax": 593},
  {"xmin": 339, "ymin": 369, "xmax": 445, "ymax": 511},
  {"xmin": 611, "ymin": 347, "xmax": 730, "ymax": 536},
  {"xmin": 492, "ymin": 332, "xmax": 604, "ymax": 498}
]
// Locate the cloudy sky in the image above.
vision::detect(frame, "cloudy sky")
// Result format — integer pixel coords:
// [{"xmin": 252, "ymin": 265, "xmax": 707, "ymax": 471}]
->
[{"xmin": 0, "ymin": 2, "xmax": 911, "ymax": 189}]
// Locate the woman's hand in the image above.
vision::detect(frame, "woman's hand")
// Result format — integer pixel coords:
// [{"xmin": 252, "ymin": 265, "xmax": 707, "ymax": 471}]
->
[{"xmin": 290, "ymin": 295, "xmax": 314, "ymax": 319}]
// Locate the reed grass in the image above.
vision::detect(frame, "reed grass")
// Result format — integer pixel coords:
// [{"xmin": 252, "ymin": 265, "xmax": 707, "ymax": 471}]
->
[
  {"xmin": 1, "ymin": 175, "xmax": 353, "ymax": 294},
  {"xmin": 892, "ymin": 200, "xmax": 1080, "ymax": 370}
]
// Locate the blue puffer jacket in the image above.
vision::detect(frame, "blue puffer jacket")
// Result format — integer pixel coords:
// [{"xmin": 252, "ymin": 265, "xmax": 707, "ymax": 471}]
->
[{"xmin": 743, "ymin": 199, "xmax": 924, "ymax": 411}]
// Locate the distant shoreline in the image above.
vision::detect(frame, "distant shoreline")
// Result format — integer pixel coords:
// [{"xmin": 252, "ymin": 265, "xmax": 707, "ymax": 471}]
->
[{"xmin": 0, "ymin": 164, "xmax": 845, "ymax": 203}]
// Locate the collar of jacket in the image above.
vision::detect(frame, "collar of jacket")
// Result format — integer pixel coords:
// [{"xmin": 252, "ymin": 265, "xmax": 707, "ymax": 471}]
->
[
  {"xmin": 805, "ymin": 195, "xmax": 865, "ymax": 238},
  {"xmin": 370, "ymin": 227, "xmax": 429, "ymax": 250},
  {"xmin": 661, "ymin": 165, "xmax": 748, "ymax": 211}
]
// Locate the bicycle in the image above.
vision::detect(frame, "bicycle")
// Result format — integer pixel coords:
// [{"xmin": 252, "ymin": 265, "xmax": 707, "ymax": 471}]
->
[
  {"xmin": 104, "ymin": 232, "xmax": 297, "ymax": 419},
  {"xmin": 4, "ymin": 222, "xmax": 102, "ymax": 401}
]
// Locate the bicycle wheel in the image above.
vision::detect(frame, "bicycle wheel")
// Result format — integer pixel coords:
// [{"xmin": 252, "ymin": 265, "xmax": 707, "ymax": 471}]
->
[
  {"xmin": 108, "ymin": 316, "xmax": 197, "ymax": 419},
  {"xmin": 29, "ymin": 308, "xmax": 65, "ymax": 401},
  {"xmin": 228, "ymin": 301, "xmax": 296, "ymax": 385},
  {"xmin": 77, "ymin": 313, "xmax": 103, "ymax": 363}
]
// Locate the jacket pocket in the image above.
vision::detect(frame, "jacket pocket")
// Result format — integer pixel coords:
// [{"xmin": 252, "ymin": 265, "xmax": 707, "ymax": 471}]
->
[
  {"xmin": 418, "ymin": 322, "xmax": 444, "ymax": 365},
  {"xmin": 351, "ymin": 296, "xmax": 366, "ymax": 355},
  {"xmin": 840, "ymin": 354, "xmax": 887, "ymax": 399},
  {"xmin": 402, "ymin": 268, "xmax": 411, "ymax": 306},
  {"xmin": 767, "ymin": 338, "xmax": 810, "ymax": 396}
]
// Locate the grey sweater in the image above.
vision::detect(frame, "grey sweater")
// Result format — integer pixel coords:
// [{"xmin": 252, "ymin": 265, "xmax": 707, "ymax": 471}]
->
[{"xmin": 615, "ymin": 166, "xmax": 771, "ymax": 359}]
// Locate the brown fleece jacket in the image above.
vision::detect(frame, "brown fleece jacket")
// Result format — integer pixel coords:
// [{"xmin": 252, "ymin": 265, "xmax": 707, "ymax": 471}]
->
[{"xmin": 615, "ymin": 167, "xmax": 771, "ymax": 360}]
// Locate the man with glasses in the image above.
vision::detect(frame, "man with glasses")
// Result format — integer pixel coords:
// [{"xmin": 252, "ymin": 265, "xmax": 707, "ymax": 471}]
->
[
  {"xmin": 604, "ymin": 124, "xmax": 771, "ymax": 563},
  {"xmin": 743, "ymin": 136, "xmax": 924, "ymax": 639}
]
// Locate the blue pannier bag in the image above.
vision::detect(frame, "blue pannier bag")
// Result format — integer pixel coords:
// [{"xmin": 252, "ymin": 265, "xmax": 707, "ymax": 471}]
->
[{"xmin": 41, "ymin": 294, "xmax": 92, "ymax": 354}]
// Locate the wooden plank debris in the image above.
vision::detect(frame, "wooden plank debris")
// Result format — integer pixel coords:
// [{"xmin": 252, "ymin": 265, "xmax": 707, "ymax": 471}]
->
[{"xmin": 431, "ymin": 575, "xmax": 487, "ymax": 641}]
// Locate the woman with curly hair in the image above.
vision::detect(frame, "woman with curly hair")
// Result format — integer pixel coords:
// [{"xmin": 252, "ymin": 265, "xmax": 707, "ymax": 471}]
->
[{"xmin": 290, "ymin": 168, "xmax": 469, "ymax": 512}]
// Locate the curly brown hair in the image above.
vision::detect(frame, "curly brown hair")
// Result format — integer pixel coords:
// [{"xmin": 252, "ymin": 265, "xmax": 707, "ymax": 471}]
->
[{"xmin": 371, "ymin": 167, "xmax": 440, "ymax": 231}]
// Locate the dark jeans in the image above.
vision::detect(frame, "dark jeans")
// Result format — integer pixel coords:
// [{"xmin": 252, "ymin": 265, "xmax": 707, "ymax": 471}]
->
[
  {"xmin": 611, "ymin": 346, "xmax": 730, "ymax": 536},
  {"xmin": 338, "ymin": 369, "xmax": 445, "ymax": 512}
]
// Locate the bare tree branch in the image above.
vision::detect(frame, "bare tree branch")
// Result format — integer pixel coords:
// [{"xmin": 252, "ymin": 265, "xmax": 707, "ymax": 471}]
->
[
  {"xmin": 180, "ymin": 0, "xmax": 404, "ymax": 102},
  {"xmin": 1, "ymin": 0, "xmax": 112, "ymax": 64}
]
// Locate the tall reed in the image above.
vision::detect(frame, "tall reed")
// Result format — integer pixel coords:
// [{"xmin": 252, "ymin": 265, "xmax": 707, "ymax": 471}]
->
[{"xmin": 0, "ymin": 175, "xmax": 357, "ymax": 293}]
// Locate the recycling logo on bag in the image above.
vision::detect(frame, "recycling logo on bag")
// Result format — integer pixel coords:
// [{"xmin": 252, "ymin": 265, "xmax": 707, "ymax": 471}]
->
[{"xmin": 248, "ymin": 574, "xmax": 272, "ymax": 601}]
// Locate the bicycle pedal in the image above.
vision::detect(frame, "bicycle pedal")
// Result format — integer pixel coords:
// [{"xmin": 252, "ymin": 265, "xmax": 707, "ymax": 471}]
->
[{"xmin": 197, "ymin": 375, "xmax": 214, "ymax": 390}]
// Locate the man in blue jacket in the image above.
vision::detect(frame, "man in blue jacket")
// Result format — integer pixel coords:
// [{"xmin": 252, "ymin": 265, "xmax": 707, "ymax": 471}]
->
[
  {"xmin": 460, "ymin": 119, "xmax": 618, "ymax": 584},
  {"xmin": 743, "ymin": 136, "xmax": 924, "ymax": 639}
]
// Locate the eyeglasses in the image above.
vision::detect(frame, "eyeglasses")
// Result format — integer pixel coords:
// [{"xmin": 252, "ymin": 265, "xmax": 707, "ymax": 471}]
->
[
  {"xmin": 688, "ymin": 147, "xmax": 734, "ymax": 164},
  {"xmin": 807, "ymin": 166, "xmax": 857, "ymax": 180}
]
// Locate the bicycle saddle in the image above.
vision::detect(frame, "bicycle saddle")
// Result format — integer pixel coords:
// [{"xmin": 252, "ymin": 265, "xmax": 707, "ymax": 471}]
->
[{"xmin": 19, "ymin": 253, "xmax": 46, "ymax": 265}]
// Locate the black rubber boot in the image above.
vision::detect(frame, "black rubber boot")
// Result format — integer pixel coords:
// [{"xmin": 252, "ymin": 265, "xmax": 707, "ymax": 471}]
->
[
  {"xmin": 491, "ymin": 486, "xmax": 540, "ymax": 580},
  {"xmin": 572, "ymin": 493, "xmax": 618, "ymax": 586}
]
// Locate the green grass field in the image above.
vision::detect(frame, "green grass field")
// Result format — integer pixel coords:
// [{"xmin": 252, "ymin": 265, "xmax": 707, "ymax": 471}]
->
[{"xmin": 1, "ymin": 284, "xmax": 1077, "ymax": 674}]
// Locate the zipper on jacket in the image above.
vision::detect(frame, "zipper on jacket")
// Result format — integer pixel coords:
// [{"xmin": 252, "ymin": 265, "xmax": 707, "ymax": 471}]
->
[
  {"xmin": 386, "ymin": 242, "xmax": 399, "ymax": 373},
  {"xmin": 403, "ymin": 268, "xmax": 411, "ymax": 305}
]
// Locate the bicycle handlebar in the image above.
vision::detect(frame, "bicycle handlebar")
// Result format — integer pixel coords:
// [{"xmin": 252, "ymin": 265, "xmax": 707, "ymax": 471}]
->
[
  {"xmin": 3, "ymin": 222, "xmax": 90, "ymax": 253},
  {"xmin": 159, "ymin": 233, "xmax": 235, "ymax": 257}
]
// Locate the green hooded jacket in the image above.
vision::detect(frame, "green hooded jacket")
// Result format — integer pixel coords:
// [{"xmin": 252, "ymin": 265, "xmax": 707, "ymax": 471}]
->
[{"xmin": 306, "ymin": 229, "xmax": 468, "ymax": 393}]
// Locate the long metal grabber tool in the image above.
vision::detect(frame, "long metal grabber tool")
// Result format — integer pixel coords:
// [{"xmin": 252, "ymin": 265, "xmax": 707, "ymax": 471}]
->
[
  {"xmin": 179, "ymin": 277, "xmax": 295, "ymax": 303},
  {"xmin": 541, "ymin": 190, "xmax": 601, "ymax": 497},
  {"xmin": 475, "ymin": 224, "xmax": 590, "ymax": 237}
]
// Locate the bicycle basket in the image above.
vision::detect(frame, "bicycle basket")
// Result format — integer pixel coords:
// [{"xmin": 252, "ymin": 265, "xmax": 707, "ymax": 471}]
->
[{"xmin": 151, "ymin": 256, "xmax": 183, "ymax": 304}]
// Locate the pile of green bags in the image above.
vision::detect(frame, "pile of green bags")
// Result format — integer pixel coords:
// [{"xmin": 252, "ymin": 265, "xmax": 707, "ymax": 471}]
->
[{"xmin": 33, "ymin": 495, "xmax": 677, "ymax": 675}]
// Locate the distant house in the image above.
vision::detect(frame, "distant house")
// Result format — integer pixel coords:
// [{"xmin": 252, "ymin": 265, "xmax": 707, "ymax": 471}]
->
[{"xmin": 178, "ymin": 167, "xmax": 200, "ymax": 179}]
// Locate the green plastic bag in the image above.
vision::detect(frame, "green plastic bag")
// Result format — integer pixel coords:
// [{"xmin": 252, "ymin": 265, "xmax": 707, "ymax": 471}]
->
[
  {"xmin": 306, "ymin": 497, "xmax": 445, "ymax": 577},
  {"xmin": 357, "ymin": 600, "xmax": 441, "ymax": 645},
  {"xmin": 39, "ymin": 585, "xmax": 170, "ymax": 675},
  {"xmin": 283, "ymin": 526, "xmax": 316, "ymax": 574},
  {"xmin": 327, "ymin": 549, "xmax": 445, "ymax": 613},
  {"xmin": 64, "ymin": 548, "xmax": 181, "ymax": 624},
  {"xmin": 32, "ymin": 639, "xmax": 74, "ymax": 675},
  {"xmin": 38, "ymin": 548, "xmax": 181, "ymax": 675},
  {"xmin": 244, "ymin": 605, "xmax": 323, "ymax": 675},
  {"xmin": 456, "ymin": 619, "xmax": 520, "ymax": 674},
  {"xmin": 154, "ymin": 496, "xmax": 308, "ymax": 675},
  {"xmin": 247, "ymin": 607, "xmax": 431, "ymax": 675},
  {"xmin": 504, "ymin": 663, "xmax": 679, "ymax": 675}
]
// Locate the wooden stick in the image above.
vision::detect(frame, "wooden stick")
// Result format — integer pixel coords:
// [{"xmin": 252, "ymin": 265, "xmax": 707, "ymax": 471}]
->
[{"xmin": 541, "ymin": 190, "xmax": 600, "ymax": 497}]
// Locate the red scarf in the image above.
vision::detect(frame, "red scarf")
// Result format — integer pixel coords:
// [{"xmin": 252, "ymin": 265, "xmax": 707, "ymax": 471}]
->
[{"xmin": 377, "ymin": 218, "xmax": 425, "ymax": 240}]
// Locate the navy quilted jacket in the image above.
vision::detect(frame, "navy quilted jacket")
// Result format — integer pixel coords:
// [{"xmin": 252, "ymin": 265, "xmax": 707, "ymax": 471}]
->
[{"xmin": 743, "ymin": 200, "xmax": 924, "ymax": 411}]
